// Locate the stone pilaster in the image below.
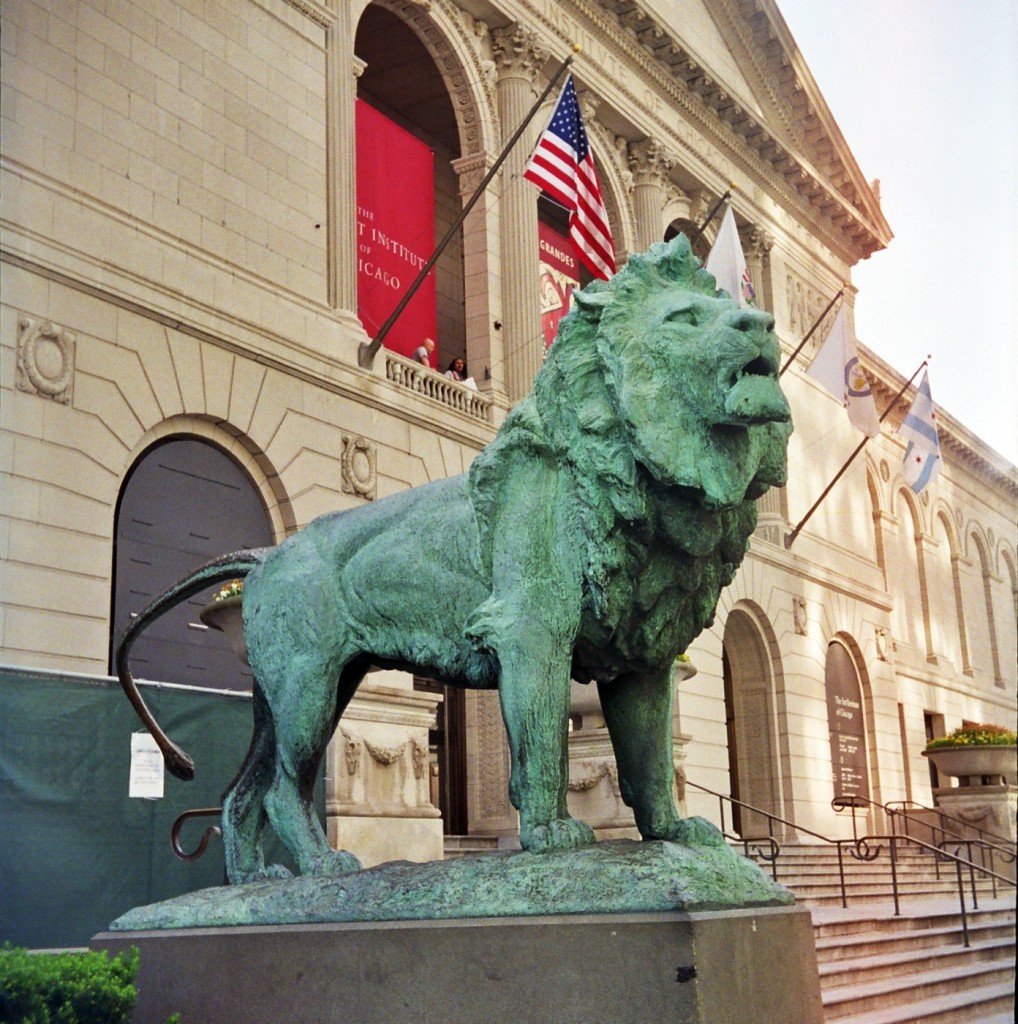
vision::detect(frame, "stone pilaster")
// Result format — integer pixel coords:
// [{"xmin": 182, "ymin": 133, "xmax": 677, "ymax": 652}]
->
[
  {"xmin": 628, "ymin": 138, "xmax": 676, "ymax": 252},
  {"xmin": 493, "ymin": 24, "xmax": 548, "ymax": 403},
  {"xmin": 326, "ymin": 14, "xmax": 361, "ymax": 318},
  {"xmin": 451, "ymin": 151, "xmax": 506, "ymax": 400}
]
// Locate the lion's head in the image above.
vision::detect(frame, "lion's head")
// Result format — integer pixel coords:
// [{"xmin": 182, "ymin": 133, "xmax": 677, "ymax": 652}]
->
[{"xmin": 532, "ymin": 234, "xmax": 792, "ymax": 510}]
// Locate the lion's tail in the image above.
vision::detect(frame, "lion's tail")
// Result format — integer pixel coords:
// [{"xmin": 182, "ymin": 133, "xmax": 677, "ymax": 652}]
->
[{"xmin": 115, "ymin": 548, "xmax": 269, "ymax": 780}]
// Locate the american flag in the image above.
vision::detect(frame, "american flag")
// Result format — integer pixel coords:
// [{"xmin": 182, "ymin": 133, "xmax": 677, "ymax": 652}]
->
[{"xmin": 523, "ymin": 75, "xmax": 616, "ymax": 280}]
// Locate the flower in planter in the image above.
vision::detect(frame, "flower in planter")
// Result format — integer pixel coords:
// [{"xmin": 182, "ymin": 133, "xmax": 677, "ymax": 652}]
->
[
  {"xmin": 213, "ymin": 580, "xmax": 244, "ymax": 602},
  {"xmin": 925, "ymin": 723, "xmax": 1017, "ymax": 751}
]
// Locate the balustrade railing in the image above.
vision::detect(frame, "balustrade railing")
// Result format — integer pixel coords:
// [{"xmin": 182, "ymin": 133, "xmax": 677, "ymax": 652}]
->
[
  {"xmin": 686, "ymin": 779, "xmax": 1016, "ymax": 947},
  {"xmin": 384, "ymin": 352, "xmax": 494, "ymax": 423}
]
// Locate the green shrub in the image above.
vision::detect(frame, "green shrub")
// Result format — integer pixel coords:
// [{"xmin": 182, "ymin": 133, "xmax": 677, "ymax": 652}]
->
[
  {"xmin": 0, "ymin": 944, "xmax": 138, "ymax": 1024},
  {"xmin": 0, "ymin": 946, "xmax": 181, "ymax": 1024},
  {"xmin": 925, "ymin": 723, "xmax": 1017, "ymax": 750}
]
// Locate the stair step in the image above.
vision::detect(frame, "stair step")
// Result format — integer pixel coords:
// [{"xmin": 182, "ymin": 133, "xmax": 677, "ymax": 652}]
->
[
  {"xmin": 819, "ymin": 935, "xmax": 1015, "ymax": 987},
  {"xmin": 822, "ymin": 958, "xmax": 1014, "ymax": 1018},
  {"xmin": 827, "ymin": 980, "xmax": 1016, "ymax": 1024},
  {"xmin": 814, "ymin": 920, "xmax": 1015, "ymax": 960}
]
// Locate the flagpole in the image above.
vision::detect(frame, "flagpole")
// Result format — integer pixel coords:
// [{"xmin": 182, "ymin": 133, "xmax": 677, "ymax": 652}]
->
[
  {"xmin": 779, "ymin": 288, "xmax": 845, "ymax": 378},
  {"xmin": 688, "ymin": 184, "xmax": 734, "ymax": 247},
  {"xmin": 784, "ymin": 357, "xmax": 930, "ymax": 549},
  {"xmin": 358, "ymin": 51, "xmax": 578, "ymax": 369}
]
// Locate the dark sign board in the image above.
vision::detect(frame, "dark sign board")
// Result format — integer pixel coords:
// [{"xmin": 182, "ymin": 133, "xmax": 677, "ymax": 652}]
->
[{"xmin": 825, "ymin": 643, "xmax": 870, "ymax": 801}]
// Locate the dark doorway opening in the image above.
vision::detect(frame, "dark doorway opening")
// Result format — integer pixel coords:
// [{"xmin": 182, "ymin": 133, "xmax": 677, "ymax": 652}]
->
[{"xmin": 110, "ymin": 437, "xmax": 273, "ymax": 691}]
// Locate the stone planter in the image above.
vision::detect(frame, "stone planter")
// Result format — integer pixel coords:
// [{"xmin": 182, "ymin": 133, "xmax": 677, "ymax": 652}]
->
[
  {"xmin": 198, "ymin": 595, "xmax": 247, "ymax": 666},
  {"xmin": 568, "ymin": 658, "xmax": 697, "ymax": 727},
  {"xmin": 922, "ymin": 745, "xmax": 1017, "ymax": 787}
]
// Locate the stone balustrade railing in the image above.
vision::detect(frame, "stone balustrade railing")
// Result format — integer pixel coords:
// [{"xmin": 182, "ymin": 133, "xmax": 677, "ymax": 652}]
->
[{"xmin": 384, "ymin": 352, "xmax": 494, "ymax": 423}]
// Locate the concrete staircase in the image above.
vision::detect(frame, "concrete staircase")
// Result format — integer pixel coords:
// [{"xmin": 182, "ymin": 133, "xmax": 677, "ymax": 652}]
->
[{"xmin": 749, "ymin": 841, "xmax": 1016, "ymax": 1024}]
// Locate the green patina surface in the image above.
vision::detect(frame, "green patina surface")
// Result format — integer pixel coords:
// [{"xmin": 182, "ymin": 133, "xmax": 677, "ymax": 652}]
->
[
  {"xmin": 110, "ymin": 836, "xmax": 794, "ymax": 931},
  {"xmin": 116, "ymin": 234, "xmax": 793, "ymax": 911}
]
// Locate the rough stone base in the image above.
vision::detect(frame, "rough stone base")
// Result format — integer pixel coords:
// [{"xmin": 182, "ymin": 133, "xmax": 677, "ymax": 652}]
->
[{"xmin": 92, "ymin": 906, "xmax": 823, "ymax": 1024}]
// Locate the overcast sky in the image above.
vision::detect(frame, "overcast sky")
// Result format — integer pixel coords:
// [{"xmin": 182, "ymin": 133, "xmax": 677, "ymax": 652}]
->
[{"xmin": 776, "ymin": 0, "xmax": 1018, "ymax": 464}]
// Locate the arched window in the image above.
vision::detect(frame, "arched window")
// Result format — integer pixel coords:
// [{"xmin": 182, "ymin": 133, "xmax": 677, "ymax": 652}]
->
[
  {"xmin": 891, "ymin": 490, "xmax": 925, "ymax": 654},
  {"xmin": 962, "ymin": 530, "xmax": 1000, "ymax": 684},
  {"xmin": 110, "ymin": 437, "xmax": 273, "ymax": 690},
  {"xmin": 930, "ymin": 511, "xmax": 966, "ymax": 670}
]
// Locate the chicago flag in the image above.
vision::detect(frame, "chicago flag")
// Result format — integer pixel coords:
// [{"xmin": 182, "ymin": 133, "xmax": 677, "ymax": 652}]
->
[{"xmin": 898, "ymin": 370, "xmax": 942, "ymax": 493}]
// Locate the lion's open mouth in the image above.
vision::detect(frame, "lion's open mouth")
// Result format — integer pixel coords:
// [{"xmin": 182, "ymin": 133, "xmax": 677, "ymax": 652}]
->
[{"xmin": 723, "ymin": 350, "xmax": 790, "ymax": 424}]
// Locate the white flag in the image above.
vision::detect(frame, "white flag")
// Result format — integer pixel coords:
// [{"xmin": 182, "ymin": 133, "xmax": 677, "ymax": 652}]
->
[
  {"xmin": 705, "ymin": 207, "xmax": 755, "ymax": 307},
  {"xmin": 806, "ymin": 305, "xmax": 881, "ymax": 437},
  {"xmin": 898, "ymin": 370, "xmax": 942, "ymax": 493}
]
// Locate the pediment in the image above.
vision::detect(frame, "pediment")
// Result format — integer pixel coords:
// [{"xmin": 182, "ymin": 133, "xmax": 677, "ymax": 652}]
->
[{"xmin": 590, "ymin": 0, "xmax": 891, "ymax": 258}]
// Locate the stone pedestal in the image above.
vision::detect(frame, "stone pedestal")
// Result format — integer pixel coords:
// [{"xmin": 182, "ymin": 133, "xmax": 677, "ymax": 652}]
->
[
  {"xmin": 326, "ymin": 670, "xmax": 444, "ymax": 867},
  {"xmin": 93, "ymin": 906, "xmax": 822, "ymax": 1024},
  {"xmin": 931, "ymin": 784, "xmax": 1016, "ymax": 881}
]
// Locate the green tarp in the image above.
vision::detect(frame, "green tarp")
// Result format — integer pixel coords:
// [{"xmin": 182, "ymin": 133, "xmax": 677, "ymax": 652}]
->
[{"xmin": 0, "ymin": 666, "xmax": 322, "ymax": 948}]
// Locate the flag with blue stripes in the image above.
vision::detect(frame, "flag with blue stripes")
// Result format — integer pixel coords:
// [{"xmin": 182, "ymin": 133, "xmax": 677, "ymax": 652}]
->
[{"xmin": 898, "ymin": 370, "xmax": 941, "ymax": 493}]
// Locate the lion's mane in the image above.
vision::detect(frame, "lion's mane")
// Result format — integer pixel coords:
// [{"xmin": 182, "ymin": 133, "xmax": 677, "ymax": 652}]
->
[{"xmin": 469, "ymin": 235, "xmax": 789, "ymax": 675}]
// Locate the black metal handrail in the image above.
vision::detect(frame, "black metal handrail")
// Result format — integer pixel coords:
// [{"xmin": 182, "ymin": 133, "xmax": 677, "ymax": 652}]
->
[
  {"xmin": 885, "ymin": 797, "xmax": 1015, "ymax": 852},
  {"xmin": 687, "ymin": 779, "xmax": 1015, "ymax": 947},
  {"xmin": 832, "ymin": 793, "xmax": 1015, "ymax": 885}
]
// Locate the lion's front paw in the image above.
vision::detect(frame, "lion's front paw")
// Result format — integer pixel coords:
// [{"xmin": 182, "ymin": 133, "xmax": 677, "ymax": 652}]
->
[
  {"xmin": 523, "ymin": 816, "xmax": 596, "ymax": 854},
  {"xmin": 232, "ymin": 862, "xmax": 294, "ymax": 884},
  {"xmin": 669, "ymin": 816, "xmax": 725, "ymax": 847},
  {"xmin": 305, "ymin": 849, "xmax": 362, "ymax": 877}
]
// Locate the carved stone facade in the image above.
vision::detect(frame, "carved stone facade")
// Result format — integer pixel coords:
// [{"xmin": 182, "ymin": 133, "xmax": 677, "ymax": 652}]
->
[{"xmin": 1, "ymin": 0, "xmax": 1014, "ymax": 867}]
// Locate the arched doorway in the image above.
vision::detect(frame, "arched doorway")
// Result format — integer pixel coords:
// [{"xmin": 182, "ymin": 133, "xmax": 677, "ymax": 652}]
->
[
  {"xmin": 722, "ymin": 608, "xmax": 783, "ymax": 837},
  {"xmin": 354, "ymin": 3, "xmax": 465, "ymax": 370},
  {"xmin": 110, "ymin": 437, "xmax": 274, "ymax": 691}
]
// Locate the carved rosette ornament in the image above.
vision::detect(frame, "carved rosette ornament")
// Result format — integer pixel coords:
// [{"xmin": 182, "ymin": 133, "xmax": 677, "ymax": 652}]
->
[
  {"xmin": 16, "ymin": 317, "xmax": 75, "ymax": 404},
  {"xmin": 341, "ymin": 435, "xmax": 377, "ymax": 500}
]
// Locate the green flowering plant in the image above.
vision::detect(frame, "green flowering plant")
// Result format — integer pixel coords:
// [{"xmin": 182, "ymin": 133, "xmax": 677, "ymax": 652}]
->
[
  {"xmin": 212, "ymin": 579, "xmax": 244, "ymax": 602},
  {"xmin": 925, "ymin": 723, "xmax": 1017, "ymax": 750}
]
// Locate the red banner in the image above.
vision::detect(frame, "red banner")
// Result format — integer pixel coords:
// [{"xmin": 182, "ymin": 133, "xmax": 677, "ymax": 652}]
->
[
  {"xmin": 538, "ymin": 221, "xmax": 580, "ymax": 350},
  {"xmin": 355, "ymin": 101, "xmax": 437, "ymax": 364}
]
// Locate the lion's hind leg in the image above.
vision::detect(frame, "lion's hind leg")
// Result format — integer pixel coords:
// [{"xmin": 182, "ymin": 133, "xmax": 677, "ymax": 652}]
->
[
  {"xmin": 222, "ymin": 681, "xmax": 291, "ymax": 883},
  {"xmin": 261, "ymin": 659, "xmax": 362, "ymax": 879}
]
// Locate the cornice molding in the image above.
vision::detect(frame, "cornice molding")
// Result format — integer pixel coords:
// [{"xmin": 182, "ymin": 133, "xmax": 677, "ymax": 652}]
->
[{"xmin": 510, "ymin": 0, "xmax": 888, "ymax": 263}]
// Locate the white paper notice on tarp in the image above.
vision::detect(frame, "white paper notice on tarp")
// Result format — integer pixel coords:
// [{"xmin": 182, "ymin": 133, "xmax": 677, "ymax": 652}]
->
[{"xmin": 129, "ymin": 732, "xmax": 164, "ymax": 799}]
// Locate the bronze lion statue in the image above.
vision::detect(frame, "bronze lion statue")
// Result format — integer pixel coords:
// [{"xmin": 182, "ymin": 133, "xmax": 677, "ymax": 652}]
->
[{"xmin": 118, "ymin": 234, "xmax": 792, "ymax": 884}]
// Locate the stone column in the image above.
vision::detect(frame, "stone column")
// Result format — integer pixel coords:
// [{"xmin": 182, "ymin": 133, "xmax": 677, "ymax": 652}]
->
[
  {"xmin": 452, "ymin": 152, "xmax": 507, "ymax": 402},
  {"xmin": 745, "ymin": 225, "xmax": 774, "ymax": 312},
  {"xmin": 628, "ymin": 138, "xmax": 675, "ymax": 252},
  {"xmin": 492, "ymin": 25, "xmax": 548, "ymax": 403}
]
